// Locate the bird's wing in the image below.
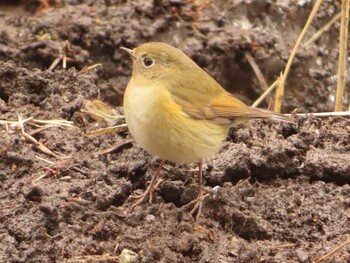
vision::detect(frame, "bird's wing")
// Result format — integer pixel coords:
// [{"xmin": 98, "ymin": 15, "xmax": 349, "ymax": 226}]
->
[
  {"xmin": 180, "ymin": 92, "xmax": 289, "ymax": 124},
  {"xmin": 178, "ymin": 92, "xmax": 249, "ymax": 124}
]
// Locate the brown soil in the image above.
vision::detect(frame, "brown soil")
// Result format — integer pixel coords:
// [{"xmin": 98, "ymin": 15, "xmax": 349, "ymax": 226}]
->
[{"xmin": 0, "ymin": 1, "xmax": 349, "ymax": 263}]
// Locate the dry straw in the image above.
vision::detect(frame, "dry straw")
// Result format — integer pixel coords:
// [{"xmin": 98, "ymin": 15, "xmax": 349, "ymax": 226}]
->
[
  {"xmin": 335, "ymin": 0, "xmax": 350, "ymax": 111},
  {"xmin": 274, "ymin": 0, "xmax": 324, "ymax": 113},
  {"xmin": 253, "ymin": 0, "xmax": 349, "ymax": 116}
]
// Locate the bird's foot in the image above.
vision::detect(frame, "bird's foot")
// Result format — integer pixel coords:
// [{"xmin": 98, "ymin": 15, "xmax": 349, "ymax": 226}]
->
[
  {"xmin": 128, "ymin": 160, "xmax": 166, "ymax": 212},
  {"xmin": 129, "ymin": 178, "xmax": 164, "ymax": 211},
  {"xmin": 182, "ymin": 193, "xmax": 210, "ymax": 221}
]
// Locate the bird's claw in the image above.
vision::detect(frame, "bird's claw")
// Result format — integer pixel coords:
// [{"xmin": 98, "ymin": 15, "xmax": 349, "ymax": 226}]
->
[
  {"xmin": 182, "ymin": 193, "xmax": 210, "ymax": 221},
  {"xmin": 129, "ymin": 178, "xmax": 164, "ymax": 211}
]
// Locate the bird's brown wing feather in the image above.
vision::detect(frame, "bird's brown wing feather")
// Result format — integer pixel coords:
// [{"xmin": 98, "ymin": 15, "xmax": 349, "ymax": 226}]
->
[
  {"xmin": 181, "ymin": 92, "xmax": 290, "ymax": 124},
  {"xmin": 181, "ymin": 92, "xmax": 254, "ymax": 124},
  {"xmin": 210, "ymin": 93, "xmax": 253, "ymax": 118}
]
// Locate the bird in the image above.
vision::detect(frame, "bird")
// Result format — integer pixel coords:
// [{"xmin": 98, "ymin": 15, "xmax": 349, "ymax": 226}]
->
[{"xmin": 121, "ymin": 42, "xmax": 291, "ymax": 220}]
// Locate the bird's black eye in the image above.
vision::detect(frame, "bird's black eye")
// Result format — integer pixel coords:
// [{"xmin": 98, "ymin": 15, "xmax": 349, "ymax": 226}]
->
[{"xmin": 143, "ymin": 57, "xmax": 154, "ymax": 67}]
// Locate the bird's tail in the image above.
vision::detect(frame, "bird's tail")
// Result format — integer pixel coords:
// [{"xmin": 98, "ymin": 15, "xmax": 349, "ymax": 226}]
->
[{"xmin": 247, "ymin": 107, "xmax": 295, "ymax": 124}]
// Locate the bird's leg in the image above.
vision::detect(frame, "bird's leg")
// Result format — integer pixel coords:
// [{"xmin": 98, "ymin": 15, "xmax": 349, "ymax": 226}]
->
[
  {"xmin": 182, "ymin": 161, "xmax": 210, "ymax": 220},
  {"xmin": 129, "ymin": 159, "xmax": 165, "ymax": 211}
]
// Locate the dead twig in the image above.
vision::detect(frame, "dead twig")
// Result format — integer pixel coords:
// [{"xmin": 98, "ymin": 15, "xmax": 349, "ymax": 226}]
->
[
  {"xmin": 245, "ymin": 52, "xmax": 268, "ymax": 91},
  {"xmin": 29, "ymin": 125, "xmax": 63, "ymax": 136},
  {"xmin": 96, "ymin": 139, "xmax": 133, "ymax": 155},
  {"xmin": 86, "ymin": 124, "xmax": 128, "ymax": 137}
]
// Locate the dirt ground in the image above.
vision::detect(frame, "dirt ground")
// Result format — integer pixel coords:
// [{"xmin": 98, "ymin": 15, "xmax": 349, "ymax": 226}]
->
[{"xmin": 0, "ymin": 1, "xmax": 349, "ymax": 262}]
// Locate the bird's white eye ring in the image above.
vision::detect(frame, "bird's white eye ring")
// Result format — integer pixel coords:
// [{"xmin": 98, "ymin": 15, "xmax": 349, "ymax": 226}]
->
[{"xmin": 143, "ymin": 57, "xmax": 154, "ymax": 67}]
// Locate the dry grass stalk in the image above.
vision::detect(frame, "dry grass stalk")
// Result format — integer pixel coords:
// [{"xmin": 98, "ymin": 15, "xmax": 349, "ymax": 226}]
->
[
  {"xmin": 252, "ymin": 79, "xmax": 278, "ymax": 108},
  {"xmin": 32, "ymin": 159, "xmax": 72, "ymax": 183},
  {"xmin": 312, "ymin": 238, "xmax": 350, "ymax": 263},
  {"xmin": 30, "ymin": 119, "xmax": 74, "ymax": 127},
  {"xmin": 48, "ymin": 40, "xmax": 73, "ymax": 71},
  {"xmin": 1, "ymin": 116, "xmax": 74, "ymax": 158},
  {"xmin": 303, "ymin": 12, "xmax": 341, "ymax": 47},
  {"xmin": 78, "ymin": 63, "xmax": 103, "ymax": 74},
  {"xmin": 17, "ymin": 115, "xmax": 58, "ymax": 157},
  {"xmin": 0, "ymin": 116, "xmax": 33, "ymax": 126},
  {"xmin": 335, "ymin": 0, "xmax": 350, "ymax": 111},
  {"xmin": 83, "ymin": 99, "xmax": 125, "ymax": 126},
  {"xmin": 285, "ymin": 111, "xmax": 350, "ymax": 117},
  {"xmin": 35, "ymin": 155, "xmax": 55, "ymax": 164},
  {"xmin": 0, "ymin": 118, "xmax": 73, "ymax": 128},
  {"xmin": 274, "ymin": 0, "xmax": 324, "ymax": 112},
  {"xmin": 67, "ymin": 254, "xmax": 119, "ymax": 263},
  {"xmin": 267, "ymin": 242, "xmax": 298, "ymax": 250},
  {"xmin": 32, "ymin": 173, "xmax": 50, "ymax": 183},
  {"xmin": 274, "ymin": 73, "xmax": 283, "ymax": 112}
]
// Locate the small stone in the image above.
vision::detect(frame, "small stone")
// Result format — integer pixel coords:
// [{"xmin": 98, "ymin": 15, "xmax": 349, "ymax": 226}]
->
[
  {"xmin": 119, "ymin": 249, "xmax": 138, "ymax": 263},
  {"xmin": 146, "ymin": 214, "xmax": 155, "ymax": 222}
]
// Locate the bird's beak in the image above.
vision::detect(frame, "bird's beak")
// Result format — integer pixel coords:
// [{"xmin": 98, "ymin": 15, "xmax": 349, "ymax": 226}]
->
[{"xmin": 120, "ymin": 47, "xmax": 135, "ymax": 59}]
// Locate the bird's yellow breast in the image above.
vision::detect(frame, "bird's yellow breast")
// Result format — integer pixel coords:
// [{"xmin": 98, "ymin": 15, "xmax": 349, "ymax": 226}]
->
[{"xmin": 123, "ymin": 83, "xmax": 228, "ymax": 163}]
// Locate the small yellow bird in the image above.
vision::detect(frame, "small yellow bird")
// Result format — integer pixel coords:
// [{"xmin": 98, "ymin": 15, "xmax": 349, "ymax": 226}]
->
[{"xmin": 121, "ymin": 42, "xmax": 290, "ymax": 219}]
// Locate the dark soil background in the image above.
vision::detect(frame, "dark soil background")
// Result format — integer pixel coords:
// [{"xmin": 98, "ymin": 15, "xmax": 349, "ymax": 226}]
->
[{"xmin": 0, "ymin": 1, "xmax": 349, "ymax": 262}]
